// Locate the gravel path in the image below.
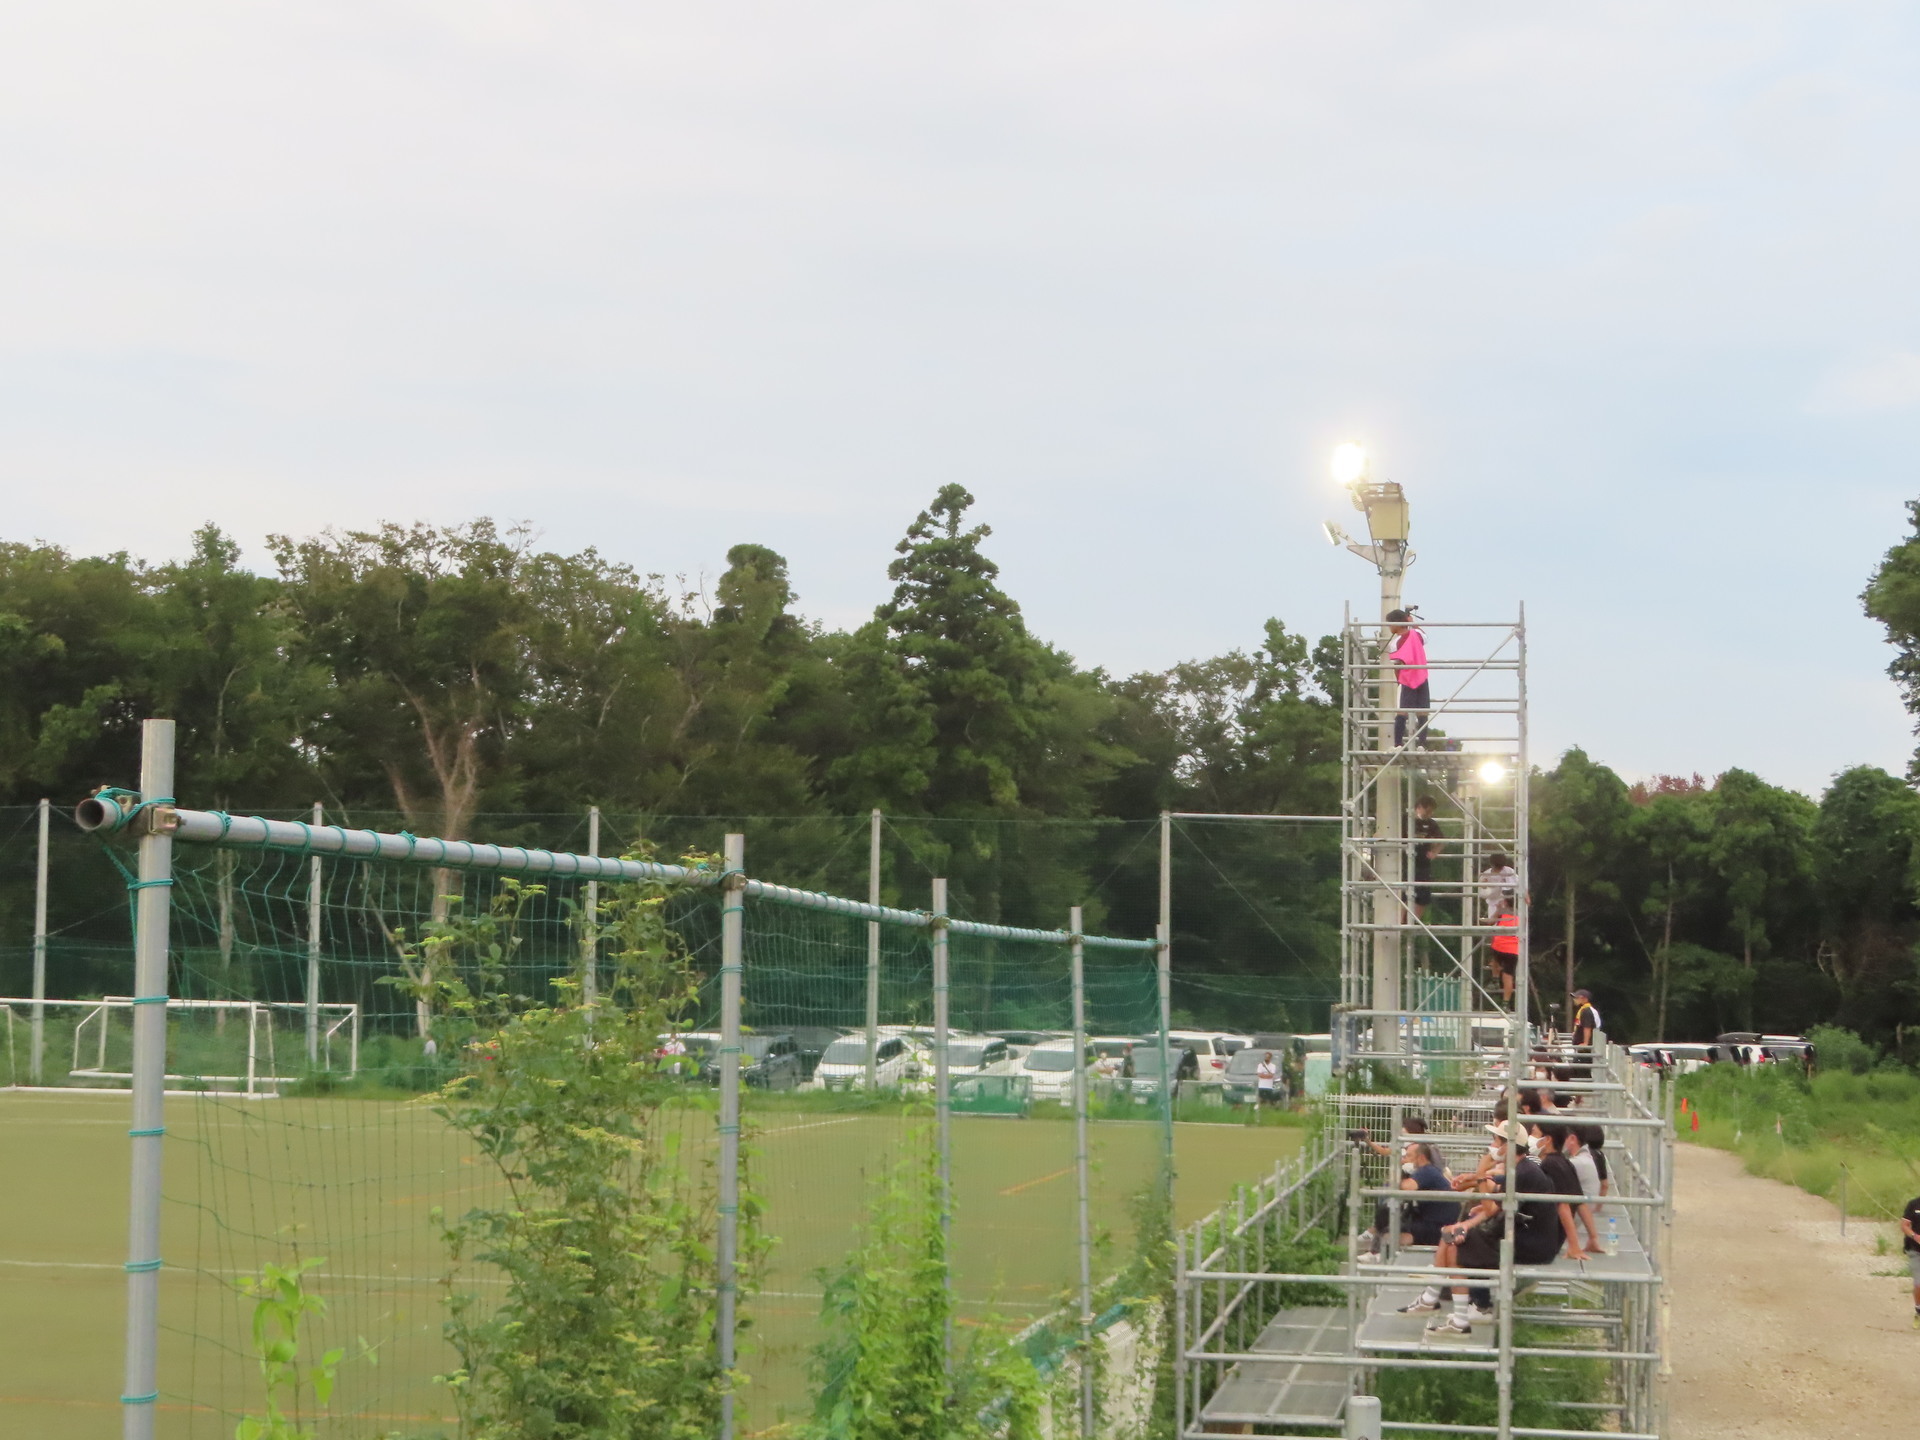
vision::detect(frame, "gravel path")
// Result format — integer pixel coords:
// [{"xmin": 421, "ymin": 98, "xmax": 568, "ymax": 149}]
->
[{"xmin": 1671, "ymin": 1143, "xmax": 1920, "ymax": 1439}]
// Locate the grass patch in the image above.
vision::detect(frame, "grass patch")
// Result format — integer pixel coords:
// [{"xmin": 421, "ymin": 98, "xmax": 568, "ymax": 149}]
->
[{"xmin": 1680, "ymin": 1063, "xmax": 1920, "ymax": 1220}]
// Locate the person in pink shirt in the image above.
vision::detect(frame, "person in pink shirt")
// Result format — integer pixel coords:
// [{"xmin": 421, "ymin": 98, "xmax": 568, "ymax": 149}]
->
[{"xmin": 1387, "ymin": 608, "xmax": 1429, "ymax": 748}]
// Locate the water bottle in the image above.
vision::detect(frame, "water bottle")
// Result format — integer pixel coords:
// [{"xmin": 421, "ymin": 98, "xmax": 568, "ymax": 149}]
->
[{"xmin": 1606, "ymin": 1215, "xmax": 1619, "ymax": 1252}]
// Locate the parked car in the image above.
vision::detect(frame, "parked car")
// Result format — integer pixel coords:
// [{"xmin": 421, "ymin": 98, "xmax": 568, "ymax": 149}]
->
[
  {"xmin": 1020, "ymin": 1041, "xmax": 1094, "ymax": 1101},
  {"xmin": 788, "ymin": 1025, "xmax": 848, "ymax": 1082},
  {"xmin": 811, "ymin": 1033, "xmax": 921, "ymax": 1090},
  {"xmin": 1221, "ymin": 1046, "xmax": 1287, "ymax": 1107},
  {"xmin": 907, "ymin": 1034, "xmax": 1017, "ymax": 1090},
  {"xmin": 1127, "ymin": 1044, "xmax": 1198, "ymax": 1103},
  {"xmin": 1626, "ymin": 1041, "xmax": 1726, "ymax": 1074},
  {"xmin": 695, "ymin": 1033, "xmax": 804, "ymax": 1090}
]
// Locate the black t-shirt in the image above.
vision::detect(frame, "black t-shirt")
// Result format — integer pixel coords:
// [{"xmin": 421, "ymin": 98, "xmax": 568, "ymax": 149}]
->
[
  {"xmin": 1572, "ymin": 1003, "xmax": 1599, "ymax": 1046},
  {"xmin": 1538, "ymin": 1150, "xmax": 1583, "ymax": 1199},
  {"xmin": 1904, "ymin": 1197, "xmax": 1920, "ymax": 1254},
  {"xmin": 1590, "ymin": 1149, "xmax": 1609, "ymax": 1184},
  {"xmin": 1413, "ymin": 816, "xmax": 1442, "ymax": 881},
  {"xmin": 1510, "ymin": 1156, "xmax": 1567, "ymax": 1258}
]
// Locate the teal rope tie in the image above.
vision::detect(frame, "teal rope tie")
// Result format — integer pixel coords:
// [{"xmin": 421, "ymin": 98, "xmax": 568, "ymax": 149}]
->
[
  {"xmin": 717, "ymin": 1124, "xmax": 742, "ymax": 1136},
  {"xmin": 124, "ymin": 1258, "xmax": 163, "ymax": 1273},
  {"xmin": 128, "ymin": 1127, "xmax": 164, "ymax": 1138},
  {"xmin": 211, "ymin": 810, "xmax": 234, "ymax": 839},
  {"xmin": 130, "ymin": 995, "xmax": 168, "ymax": 1005},
  {"xmin": 293, "ymin": 820, "xmax": 314, "ymax": 855},
  {"xmin": 120, "ymin": 1392, "xmax": 158, "ymax": 1406},
  {"xmin": 127, "ymin": 878, "xmax": 173, "ymax": 891}
]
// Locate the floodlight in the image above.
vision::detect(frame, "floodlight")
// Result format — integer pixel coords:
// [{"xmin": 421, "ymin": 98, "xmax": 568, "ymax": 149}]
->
[
  {"xmin": 1322, "ymin": 521, "xmax": 1350, "ymax": 547},
  {"xmin": 1477, "ymin": 760, "xmax": 1508, "ymax": 785},
  {"xmin": 1330, "ymin": 442, "xmax": 1368, "ymax": 486}
]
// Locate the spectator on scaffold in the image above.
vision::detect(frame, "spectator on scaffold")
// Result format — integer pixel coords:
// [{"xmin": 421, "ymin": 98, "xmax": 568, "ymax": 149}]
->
[
  {"xmin": 1411, "ymin": 795, "xmax": 1442, "ymax": 924},
  {"xmin": 1902, "ymin": 1191, "xmax": 1920, "ymax": 1329},
  {"xmin": 1385, "ymin": 607, "xmax": 1429, "ymax": 749}
]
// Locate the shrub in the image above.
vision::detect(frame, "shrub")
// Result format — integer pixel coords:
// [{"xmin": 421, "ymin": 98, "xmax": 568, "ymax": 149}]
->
[{"xmin": 1808, "ymin": 1024, "xmax": 1877, "ymax": 1075}]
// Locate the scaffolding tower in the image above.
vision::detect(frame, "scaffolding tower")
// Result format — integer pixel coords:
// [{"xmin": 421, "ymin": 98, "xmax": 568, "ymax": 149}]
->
[{"xmin": 1174, "ymin": 611, "xmax": 1674, "ymax": 1439}]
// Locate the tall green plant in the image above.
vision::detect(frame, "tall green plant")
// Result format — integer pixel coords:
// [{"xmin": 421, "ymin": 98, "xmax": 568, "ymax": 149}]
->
[
  {"xmin": 806, "ymin": 1134, "xmax": 1041, "ymax": 1440},
  {"xmin": 231, "ymin": 1257, "xmax": 348, "ymax": 1440},
  {"xmin": 399, "ymin": 862, "xmax": 758, "ymax": 1440}
]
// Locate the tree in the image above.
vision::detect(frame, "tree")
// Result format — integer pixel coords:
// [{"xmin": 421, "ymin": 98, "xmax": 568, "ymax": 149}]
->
[
  {"xmin": 1530, "ymin": 749, "xmax": 1633, "ymax": 1029},
  {"xmin": 1624, "ymin": 790, "xmax": 1714, "ymax": 1040},
  {"xmin": 1863, "ymin": 499, "xmax": 1920, "ymax": 779},
  {"xmin": 1811, "ymin": 766, "xmax": 1920, "ymax": 1034},
  {"xmin": 1704, "ymin": 769, "xmax": 1816, "ymax": 1027}
]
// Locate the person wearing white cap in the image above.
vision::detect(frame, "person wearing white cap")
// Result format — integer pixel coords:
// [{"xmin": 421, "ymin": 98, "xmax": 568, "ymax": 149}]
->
[{"xmin": 1398, "ymin": 1118, "xmax": 1585, "ymax": 1335}]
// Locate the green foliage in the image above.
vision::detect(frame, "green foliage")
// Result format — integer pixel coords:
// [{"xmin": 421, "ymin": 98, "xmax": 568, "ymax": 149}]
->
[
  {"xmin": 805, "ymin": 1133, "xmax": 1041, "ymax": 1440},
  {"xmin": 1808, "ymin": 1023, "xmax": 1879, "ymax": 1075},
  {"xmin": 231, "ymin": 1256, "xmax": 351, "ymax": 1440},
  {"xmin": 1375, "ymin": 1325, "xmax": 1606, "ymax": 1431},
  {"xmin": 399, "ymin": 860, "xmax": 758, "ymax": 1440}
]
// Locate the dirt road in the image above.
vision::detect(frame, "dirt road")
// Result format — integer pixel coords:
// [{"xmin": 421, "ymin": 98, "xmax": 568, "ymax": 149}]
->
[{"xmin": 1671, "ymin": 1143, "xmax": 1920, "ymax": 1439}]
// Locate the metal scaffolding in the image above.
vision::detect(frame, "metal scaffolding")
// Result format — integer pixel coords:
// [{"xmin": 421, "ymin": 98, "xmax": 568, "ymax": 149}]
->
[{"xmin": 1173, "ymin": 611, "xmax": 1674, "ymax": 1439}]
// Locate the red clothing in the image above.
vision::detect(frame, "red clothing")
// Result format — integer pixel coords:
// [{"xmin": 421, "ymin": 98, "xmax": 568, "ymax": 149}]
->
[
  {"xmin": 1491, "ymin": 912, "xmax": 1520, "ymax": 955},
  {"xmin": 1389, "ymin": 627, "xmax": 1429, "ymax": 688}
]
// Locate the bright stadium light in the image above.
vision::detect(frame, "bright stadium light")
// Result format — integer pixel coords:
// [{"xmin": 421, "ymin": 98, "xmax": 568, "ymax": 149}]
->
[
  {"xmin": 1478, "ymin": 760, "xmax": 1508, "ymax": 785},
  {"xmin": 1322, "ymin": 521, "xmax": 1350, "ymax": 547},
  {"xmin": 1331, "ymin": 442, "xmax": 1369, "ymax": 486}
]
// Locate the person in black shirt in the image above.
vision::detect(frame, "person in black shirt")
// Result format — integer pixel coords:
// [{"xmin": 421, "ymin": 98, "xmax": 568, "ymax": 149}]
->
[
  {"xmin": 1901, "ymin": 1193, "xmax": 1920, "ymax": 1329},
  {"xmin": 1398, "ymin": 1121, "xmax": 1583, "ymax": 1336},
  {"xmin": 1531, "ymin": 1123, "xmax": 1598, "ymax": 1256},
  {"xmin": 1411, "ymin": 795, "xmax": 1442, "ymax": 922}
]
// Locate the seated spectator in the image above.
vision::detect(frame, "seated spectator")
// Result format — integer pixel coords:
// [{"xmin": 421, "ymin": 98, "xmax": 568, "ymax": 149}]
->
[
  {"xmin": 1402, "ymin": 1120, "xmax": 1585, "ymax": 1336},
  {"xmin": 1579, "ymin": 1123, "xmax": 1611, "ymax": 1203},
  {"xmin": 1534, "ymin": 1121, "xmax": 1603, "ymax": 1254},
  {"xmin": 1360, "ymin": 1140, "xmax": 1458, "ymax": 1257}
]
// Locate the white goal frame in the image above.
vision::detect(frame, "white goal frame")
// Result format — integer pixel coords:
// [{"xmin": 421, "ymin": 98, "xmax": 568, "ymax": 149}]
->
[{"xmin": 1, "ymin": 996, "xmax": 360, "ymax": 1097}]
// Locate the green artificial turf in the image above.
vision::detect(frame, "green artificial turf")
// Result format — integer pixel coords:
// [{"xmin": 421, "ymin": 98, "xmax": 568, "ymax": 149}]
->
[{"xmin": 0, "ymin": 1091, "xmax": 1299, "ymax": 1439}]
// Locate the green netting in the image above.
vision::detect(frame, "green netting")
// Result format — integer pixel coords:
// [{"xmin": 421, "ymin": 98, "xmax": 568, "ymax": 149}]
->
[{"xmin": 0, "ymin": 805, "xmax": 1342, "ymax": 1438}]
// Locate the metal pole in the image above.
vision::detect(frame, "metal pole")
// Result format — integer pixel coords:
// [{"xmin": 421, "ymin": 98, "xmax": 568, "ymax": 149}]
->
[
  {"xmin": 123, "ymin": 718, "xmax": 175, "ymax": 1438},
  {"xmin": 1070, "ymin": 906, "xmax": 1095, "ymax": 1438},
  {"xmin": 931, "ymin": 875, "xmax": 953, "ymax": 1365},
  {"xmin": 1159, "ymin": 811, "xmax": 1175, "ymax": 1146},
  {"xmin": 305, "ymin": 801, "xmax": 322, "ymax": 1066},
  {"xmin": 32, "ymin": 796, "xmax": 49, "ymax": 1084},
  {"xmin": 717, "ymin": 833, "xmax": 745, "ymax": 1440},
  {"xmin": 867, "ymin": 808, "xmax": 882, "ymax": 1090},
  {"xmin": 583, "ymin": 805, "xmax": 600, "ymax": 1002},
  {"xmin": 1372, "ymin": 572, "xmax": 1404, "ymax": 1059},
  {"xmin": 1497, "ymin": 611, "xmax": 1529, "ymax": 1440}
]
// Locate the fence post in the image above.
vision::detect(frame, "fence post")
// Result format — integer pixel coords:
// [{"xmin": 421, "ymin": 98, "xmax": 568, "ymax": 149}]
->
[
  {"xmin": 582, "ymin": 805, "xmax": 600, "ymax": 1003},
  {"xmin": 718, "ymin": 833, "xmax": 745, "ymax": 1440},
  {"xmin": 931, "ymin": 875, "xmax": 953, "ymax": 1364},
  {"xmin": 867, "ymin": 808, "xmax": 882, "ymax": 1090},
  {"xmin": 306, "ymin": 801, "xmax": 322, "ymax": 1066},
  {"xmin": 1071, "ymin": 906, "xmax": 1095, "ymax": 1438},
  {"xmin": 32, "ymin": 796, "xmax": 49, "ymax": 1084},
  {"xmin": 123, "ymin": 717, "xmax": 176, "ymax": 1439},
  {"xmin": 1839, "ymin": 1165, "xmax": 1848, "ymax": 1237}
]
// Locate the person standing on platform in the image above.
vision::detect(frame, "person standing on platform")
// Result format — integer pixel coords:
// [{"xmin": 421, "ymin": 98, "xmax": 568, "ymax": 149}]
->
[
  {"xmin": 1411, "ymin": 794, "xmax": 1442, "ymax": 924},
  {"xmin": 1386, "ymin": 607, "xmax": 1429, "ymax": 749}
]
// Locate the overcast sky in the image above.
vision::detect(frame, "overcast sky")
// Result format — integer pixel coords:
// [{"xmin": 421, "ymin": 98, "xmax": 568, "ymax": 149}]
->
[{"xmin": 3, "ymin": 3, "xmax": 1918, "ymax": 795}]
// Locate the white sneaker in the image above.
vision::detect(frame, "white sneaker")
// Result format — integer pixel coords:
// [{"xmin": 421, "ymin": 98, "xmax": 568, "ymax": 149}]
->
[
  {"xmin": 1469, "ymin": 1305, "xmax": 1496, "ymax": 1325},
  {"xmin": 1425, "ymin": 1314, "xmax": 1473, "ymax": 1336},
  {"xmin": 1397, "ymin": 1295, "xmax": 1441, "ymax": 1314}
]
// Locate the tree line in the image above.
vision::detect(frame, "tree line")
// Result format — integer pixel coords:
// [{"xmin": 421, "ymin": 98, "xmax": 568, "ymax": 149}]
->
[{"xmin": 6, "ymin": 486, "xmax": 1920, "ymax": 1052}]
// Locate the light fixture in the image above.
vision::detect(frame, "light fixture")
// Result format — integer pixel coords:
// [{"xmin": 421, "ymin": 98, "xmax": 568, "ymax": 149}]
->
[
  {"xmin": 1322, "ymin": 521, "xmax": 1350, "ymax": 547},
  {"xmin": 1477, "ymin": 760, "xmax": 1508, "ymax": 785},
  {"xmin": 1330, "ymin": 442, "xmax": 1368, "ymax": 487}
]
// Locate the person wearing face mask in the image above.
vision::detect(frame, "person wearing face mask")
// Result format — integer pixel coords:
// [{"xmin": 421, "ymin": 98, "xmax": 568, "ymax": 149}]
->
[
  {"xmin": 1360, "ymin": 1140, "xmax": 1458, "ymax": 1259},
  {"xmin": 1403, "ymin": 1120, "xmax": 1584, "ymax": 1336}
]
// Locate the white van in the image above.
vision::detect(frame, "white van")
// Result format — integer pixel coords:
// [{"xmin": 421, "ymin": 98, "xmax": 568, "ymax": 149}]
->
[
  {"xmin": 1021, "ymin": 1041, "xmax": 1093, "ymax": 1101},
  {"xmin": 811, "ymin": 1033, "xmax": 920, "ymax": 1091}
]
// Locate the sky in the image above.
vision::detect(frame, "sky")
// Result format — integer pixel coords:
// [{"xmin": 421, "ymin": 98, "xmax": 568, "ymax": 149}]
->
[{"xmin": 3, "ymin": 2, "xmax": 1919, "ymax": 795}]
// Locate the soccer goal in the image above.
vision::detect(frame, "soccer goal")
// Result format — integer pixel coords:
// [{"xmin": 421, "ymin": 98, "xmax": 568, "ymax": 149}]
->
[{"xmin": 0, "ymin": 995, "xmax": 359, "ymax": 1094}]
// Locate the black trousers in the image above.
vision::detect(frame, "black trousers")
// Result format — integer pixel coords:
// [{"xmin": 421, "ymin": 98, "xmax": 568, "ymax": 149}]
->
[{"xmin": 1395, "ymin": 681, "xmax": 1430, "ymax": 747}]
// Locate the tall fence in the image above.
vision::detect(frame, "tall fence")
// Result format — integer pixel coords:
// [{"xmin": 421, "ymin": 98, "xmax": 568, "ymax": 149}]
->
[{"xmin": 17, "ymin": 722, "xmax": 1209, "ymax": 1439}]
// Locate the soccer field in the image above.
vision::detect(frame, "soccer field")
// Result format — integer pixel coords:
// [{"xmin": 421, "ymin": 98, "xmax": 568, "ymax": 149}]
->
[{"xmin": 0, "ymin": 1091, "xmax": 1301, "ymax": 1438}]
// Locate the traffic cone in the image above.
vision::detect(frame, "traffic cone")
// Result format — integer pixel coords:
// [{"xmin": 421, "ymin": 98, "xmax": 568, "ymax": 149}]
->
[
  {"xmin": 1690, "ymin": 1111, "xmax": 1699, "ymax": 1133},
  {"xmin": 1679, "ymin": 1096, "xmax": 1689, "ymax": 1113}
]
